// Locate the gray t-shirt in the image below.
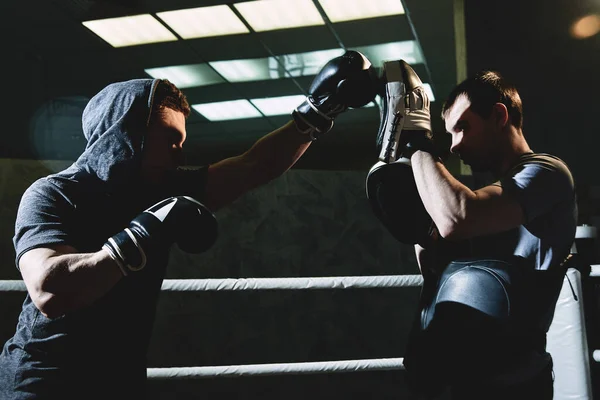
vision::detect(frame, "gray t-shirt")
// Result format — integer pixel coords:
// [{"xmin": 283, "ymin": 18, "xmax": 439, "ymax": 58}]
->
[
  {"xmin": 458, "ymin": 153, "xmax": 576, "ymax": 383},
  {"xmin": 0, "ymin": 167, "xmax": 207, "ymax": 399},
  {"xmin": 466, "ymin": 153, "xmax": 577, "ymax": 270}
]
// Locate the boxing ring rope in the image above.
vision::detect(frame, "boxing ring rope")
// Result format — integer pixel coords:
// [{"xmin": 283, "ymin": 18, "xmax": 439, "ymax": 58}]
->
[
  {"xmin": 588, "ymin": 264, "xmax": 600, "ymax": 277},
  {"xmin": 0, "ymin": 275, "xmax": 423, "ymax": 293},
  {"xmin": 0, "ymin": 275, "xmax": 420, "ymax": 379},
  {"xmin": 147, "ymin": 358, "xmax": 405, "ymax": 380},
  {"xmin": 0, "ymin": 268, "xmax": 597, "ymax": 385}
]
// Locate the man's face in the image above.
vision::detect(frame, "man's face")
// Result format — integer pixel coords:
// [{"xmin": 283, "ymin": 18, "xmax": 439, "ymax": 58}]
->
[
  {"xmin": 444, "ymin": 94, "xmax": 499, "ymax": 172},
  {"xmin": 141, "ymin": 107, "xmax": 187, "ymax": 183}
]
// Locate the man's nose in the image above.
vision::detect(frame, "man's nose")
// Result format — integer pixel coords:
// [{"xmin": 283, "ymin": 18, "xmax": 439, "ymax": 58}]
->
[{"xmin": 450, "ymin": 132, "xmax": 462, "ymax": 154}]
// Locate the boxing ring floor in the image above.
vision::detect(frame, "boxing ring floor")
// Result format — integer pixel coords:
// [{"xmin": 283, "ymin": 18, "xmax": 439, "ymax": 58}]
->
[{"xmin": 0, "ymin": 266, "xmax": 596, "ymax": 399}]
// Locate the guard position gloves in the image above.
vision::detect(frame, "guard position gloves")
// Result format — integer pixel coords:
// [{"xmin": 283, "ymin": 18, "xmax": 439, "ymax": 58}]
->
[
  {"xmin": 103, "ymin": 196, "xmax": 218, "ymax": 276},
  {"xmin": 292, "ymin": 50, "xmax": 379, "ymax": 140}
]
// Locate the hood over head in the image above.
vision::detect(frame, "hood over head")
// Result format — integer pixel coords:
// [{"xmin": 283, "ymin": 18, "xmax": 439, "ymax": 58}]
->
[{"xmin": 66, "ymin": 78, "xmax": 160, "ymax": 191}]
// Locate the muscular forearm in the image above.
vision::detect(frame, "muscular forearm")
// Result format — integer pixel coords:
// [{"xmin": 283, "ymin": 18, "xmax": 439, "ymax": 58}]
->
[
  {"xmin": 27, "ymin": 249, "xmax": 123, "ymax": 318},
  {"xmin": 244, "ymin": 120, "xmax": 312, "ymax": 181},
  {"xmin": 203, "ymin": 121, "xmax": 313, "ymax": 211},
  {"xmin": 411, "ymin": 151, "xmax": 476, "ymax": 239}
]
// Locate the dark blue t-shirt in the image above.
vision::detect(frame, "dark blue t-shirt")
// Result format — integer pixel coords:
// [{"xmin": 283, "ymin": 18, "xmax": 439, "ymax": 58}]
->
[{"xmin": 0, "ymin": 167, "xmax": 207, "ymax": 399}]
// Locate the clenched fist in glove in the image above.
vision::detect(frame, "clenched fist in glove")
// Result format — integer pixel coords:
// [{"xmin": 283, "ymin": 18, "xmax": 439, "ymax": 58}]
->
[
  {"xmin": 292, "ymin": 50, "xmax": 379, "ymax": 140},
  {"xmin": 103, "ymin": 196, "xmax": 218, "ymax": 276}
]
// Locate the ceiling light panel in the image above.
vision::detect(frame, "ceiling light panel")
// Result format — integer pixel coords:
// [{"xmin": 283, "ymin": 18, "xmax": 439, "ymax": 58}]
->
[
  {"xmin": 210, "ymin": 48, "xmax": 346, "ymax": 82},
  {"xmin": 354, "ymin": 41, "xmax": 423, "ymax": 65},
  {"xmin": 209, "ymin": 58, "xmax": 272, "ymax": 82},
  {"xmin": 250, "ymin": 95, "xmax": 306, "ymax": 116},
  {"xmin": 318, "ymin": 0, "xmax": 404, "ymax": 23},
  {"xmin": 145, "ymin": 64, "xmax": 225, "ymax": 88},
  {"xmin": 275, "ymin": 48, "xmax": 346, "ymax": 77},
  {"xmin": 157, "ymin": 5, "xmax": 249, "ymax": 39},
  {"xmin": 234, "ymin": 0, "xmax": 325, "ymax": 32},
  {"xmin": 192, "ymin": 100, "xmax": 262, "ymax": 121},
  {"xmin": 82, "ymin": 14, "xmax": 177, "ymax": 48}
]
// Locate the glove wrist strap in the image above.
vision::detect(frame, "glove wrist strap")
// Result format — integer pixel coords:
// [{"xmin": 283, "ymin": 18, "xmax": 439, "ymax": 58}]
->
[
  {"xmin": 103, "ymin": 229, "xmax": 147, "ymax": 276},
  {"xmin": 292, "ymin": 98, "xmax": 334, "ymax": 137}
]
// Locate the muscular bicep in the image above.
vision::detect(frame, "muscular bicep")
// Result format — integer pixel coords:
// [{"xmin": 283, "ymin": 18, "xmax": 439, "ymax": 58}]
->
[
  {"xmin": 449, "ymin": 184, "xmax": 525, "ymax": 240},
  {"xmin": 20, "ymin": 245, "xmax": 78, "ymax": 293}
]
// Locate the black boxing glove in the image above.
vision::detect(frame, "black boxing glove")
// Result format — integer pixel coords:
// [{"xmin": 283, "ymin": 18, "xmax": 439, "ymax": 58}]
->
[
  {"xmin": 292, "ymin": 50, "xmax": 379, "ymax": 139},
  {"xmin": 103, "ymin": 196, "xmax": 218, "ymax": 276}
]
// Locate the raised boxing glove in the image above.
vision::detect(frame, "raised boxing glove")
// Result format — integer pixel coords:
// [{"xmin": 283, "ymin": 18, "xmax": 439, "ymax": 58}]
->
[{"xmin": 292, "ymin": 50, "xmax": 379, "ymax": 139}]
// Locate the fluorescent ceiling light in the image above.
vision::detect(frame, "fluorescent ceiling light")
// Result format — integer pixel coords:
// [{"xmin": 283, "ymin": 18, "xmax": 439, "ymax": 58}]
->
[
  {"xmin": 354, "ymin": 41, "xmax": 423, "ymax": 66},
  {"xmin": 318, "ymin": 0, "xmax": 404, "ymax": 23},
  {"xmin": 275, "ymin": 48, "xmax": 346, "ymax": 77},
  {"xmin": 192, "ymin": 100, "xmax": 262, "ymax": 121},
  {"xmin": 157, "ymin": 5, "xmax": 249, "ymax": 39},
  {"xmin": 209, "ymin": 48, "xmax": 346, "ymax": 82},
  {"xmin": 145, "ymin": 64, "xmax": 225, "ymax": 88},
  {"xmin": 234, "ymin": 0, "xmax": 325, "ymax": 32},
  {"xmin": 209, "ymin": 58, "xmax": 272, "ymax": 82},
  {"xmin": 145, "ymin": 41, "xmax": 422, "ymax": 89},
  {"xmin": 82, "ymin": 14, "xmax": 177, "ymax": 48},
  {"xmin": 251, "ymin": 95, "xmax": 306, "ymax": 116},
  {"xmin": 195, "ymin": 94, "xmax": 376, "ymax": 122}
]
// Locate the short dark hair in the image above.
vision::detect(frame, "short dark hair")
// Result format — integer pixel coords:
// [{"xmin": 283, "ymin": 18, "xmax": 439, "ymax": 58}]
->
[
  {"xmin": 442, "ymin": 71, "xmax": 523, "ymax": 129},
  {"xmin": 152, "ymin": 79, "xmax": 191, "ymax": 119}
]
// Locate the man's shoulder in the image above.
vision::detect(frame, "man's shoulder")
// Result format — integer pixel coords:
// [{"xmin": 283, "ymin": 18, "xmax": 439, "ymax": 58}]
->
[
  {"xmin": 493, "ymin": 152, "xmax": 575, "ymax": 198},
  {"xmin": 506, "ymin": 152, "xmax": 574, "ymax": 183},
  {"xmin": 21, "ymin": 171, "xmax": 83, "ymax": 209},
  {"xmin": 517, "ymin": 152, "xmax": 571, "ymax": 172},
  {"xmin": 22, "ymin": 176, "xmax": 60, "ymax": 200}
]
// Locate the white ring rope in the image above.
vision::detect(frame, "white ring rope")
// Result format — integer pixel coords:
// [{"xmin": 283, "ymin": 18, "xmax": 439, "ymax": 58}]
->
[
  {"xmin": 147, "ymin": 358, "xmax": 405, "ymax": 379},
  {"xmin": 0, "ymin": 276, "xmax": 414, "ymax": 379},
  {"xmin": 161, "ymin": 275, "xmax": 423, "ymax": 291},
  {"xmin": 589, "ymin": 264, "xmax": 600, "ymax": 278},
  {"xmin": 3, "ymin": 264, "xmax": 599, "ymax": 292},
  {"xmin": 0, "ymin": 280, "xmax": 26, "ymax": 291},
  {"xmin": 0, "ymin": 275, "xmax": 424, "ymax": 293},
  {"xmin": 4, "ymin": 267, "xmax": 600, "ymax": 378}
]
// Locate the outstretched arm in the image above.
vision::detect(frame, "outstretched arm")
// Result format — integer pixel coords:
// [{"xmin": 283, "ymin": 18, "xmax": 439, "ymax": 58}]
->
[
  {"xmin": 203, "ymin": 50, "xmax": 378, "ymax": 211},
  {"xmin": 203, "ymin": 121, "xmax": 312, "ymax": 211}
]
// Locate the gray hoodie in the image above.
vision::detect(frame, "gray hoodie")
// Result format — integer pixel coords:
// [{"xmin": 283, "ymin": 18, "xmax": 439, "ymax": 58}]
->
[{"xmin": 1, "ymin": 79, "xmax": 206, "ymax": 399}]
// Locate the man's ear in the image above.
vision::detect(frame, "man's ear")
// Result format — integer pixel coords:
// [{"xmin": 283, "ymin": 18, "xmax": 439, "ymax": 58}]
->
[{"xmin": 492, "ymin": 103, "xmax": 509, "ymax": 128}]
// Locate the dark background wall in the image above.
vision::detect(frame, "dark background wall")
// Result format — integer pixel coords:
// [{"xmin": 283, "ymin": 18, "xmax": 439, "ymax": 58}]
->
[
  {"xmin": 1, "ymin": 0, "xmax": 600, "ymax": 398},
  {"xmin": 464, "ymin": 0, "xmax": 600, "ymax": 189}
]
